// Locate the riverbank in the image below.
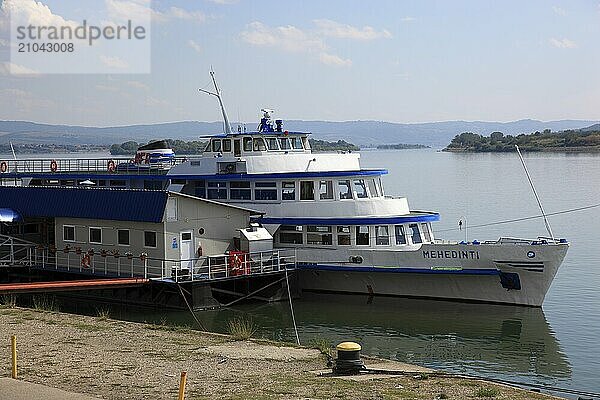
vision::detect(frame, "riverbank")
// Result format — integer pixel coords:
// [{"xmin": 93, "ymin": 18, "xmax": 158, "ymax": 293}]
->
[{"xmin": 1, "ymin": 306, "xmax": 561, "ymax": 400}]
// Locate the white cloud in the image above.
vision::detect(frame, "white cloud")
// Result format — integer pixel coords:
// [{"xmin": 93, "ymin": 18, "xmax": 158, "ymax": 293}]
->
[
  {"xmin": 106, "ymin": 0, "xmax": 153, "ymax": 24},
  {"xmin": 0, "ymin": 62, "xmax": 40, "ymax": 76},
  {"xmin": 207, "ymin": 0, "xmax": 238, "ymax": 4},
  {"xmin": 166, "ymin": 7, "xmax": 206, "ymax": 23},
  {"xmin": 99, "ymin": 55, "xmax": 129, "ymax": 68},
  {"xmin": 188, "ymin": 39, "xmax": 202, "ymax": 54},
  {"xmin": 552, "ymin": 6, "xmax": 566, "ymax": 16},
  {"xmin": 400, "ymin": 16, "xmax": 416, "ymax": 22},
  {"xmin": 241, "ymin": 21, "xmax": 325, "ymax": 53},
  {"xmin": 0, "ymin": 39, "xmax": 8, "ymax": 47},
  {"xmin": 95, "ymin": 84, "xmax": 120, "ymax": 92},
  {"xmin": 313, "ymin": 19, "xmax": 392, "ymax": 40},
  {"xmin": 1, "ymin": 0, "xmax": 78, "ymax": 28},
  {"xmin": 126, "ymin": 80, "xmax": 149, "ymax": 90},
  {"xmin": 549, "ymin": 37, "xmax": 577, "ymax": 48},
  {"xmin": 319, "ymin": 52, "xmax": 352, "ymax": 67}
]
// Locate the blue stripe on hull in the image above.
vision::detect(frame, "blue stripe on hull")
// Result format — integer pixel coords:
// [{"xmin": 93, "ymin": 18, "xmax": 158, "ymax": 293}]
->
[
  {"xmin": 298, "ymin": 263, "xmax": 499, "ymax": 275},
  {"xmin": 260, "ymin": 213, "xmax": 440, "ymax": 225}
]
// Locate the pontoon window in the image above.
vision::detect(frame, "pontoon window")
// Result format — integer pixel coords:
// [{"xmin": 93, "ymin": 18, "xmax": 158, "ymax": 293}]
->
[
  {"xmin": 279, "ymin": 138, "xmax": 291, "ymax": 150},
  {"xmin": 353, "ymin": 179, "xmax": 368, "ymax": 198},
  {"xmin": 356, "ymin": 226, "xmax": 370, "ymax": 246},
  {"xmin": 207, "ymin": 181, "xmax": 227, "ymax": 200},
  {"xmin": 118, "ymin": 229, "xmax": 130, "ymax": 246},
  {"xmin": 63, "ymin": 225, "xmax": 75, "ymax": 242},
  {"xmin": 243, "ymin": 137, "xmax": 253, "ymax": 152},
  {"xmin": 267, "ymin": 138, "xmax": 279, "ymax": 150},
  {"xmin": 279, "ymin": 225, "xmax": 303, "ymax": 244},
  {"xmin": 300, "ymin": 181, "xmax": 315, "ymax": 200},
  {"xmin": 89, "ymin": 227, "xmax": 102, "ymax": 244},
  {"xmin": 253, "ymin": 138, "xmax": 267, "ymax": 151},
  {"xmin": 230, "ymin": 181, "xmax": 251, "ymax": 200},
  {"xmin": 282, "ymin": 182, "xmax": 295, "ymax": 201},
  {"xmin": 195, "ymin": 180, "xmax": 206, "ymax": 198},
  {"xmin": 255, "ymin": 182, "xmax": 277, "ymax": 200},
  {"xmin": 144, "ymin": 231, "xmax": 157, "ymax": 248},
  {"xmin": 421, "ymin": 223, "xmax": 432, "ymax": 242},
  {"xmin": 291, "ymin": 137, "xmax": 303, "ymax": 150},
  {"xmin": 337, "ymin": 226, "xmax": 351, "ymax": 245},
  {"xmin": 338, "ymin": 180, "xmax": 352, "ymax": 199},
  {"xmin": 395, "ymin": 225, "xmax": 407, "ymax": 245},
  {"xmin": 307, "ymin": 226, "xmax": 333, "ymax": 245},
  {"xmin": 409, "ymin": 224, "xmax": 422, "ymax": 244},
  {"xmin": 376, "ymin": 225, "xmax": 390, "ymax": 245},
  {"xmin": 222, "ymin": 139, "xmax": 231, "ymax": 152},
  {"xmin": 319, "ymin": 180, "xmax": 334, "ymax": 200},
  {"xmin": 212, "ymin": 140, "xmax": 222, "ymax": 153},
  {"xmin": 368, "ymin": 179, "xmax": 379, "ymax": 197}
]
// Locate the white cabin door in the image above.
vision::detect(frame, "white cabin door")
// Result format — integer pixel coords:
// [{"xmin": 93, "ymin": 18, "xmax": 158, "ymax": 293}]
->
[{"xmin": 180, "ymin": 231, "xmax": 194, "ymax": 270}]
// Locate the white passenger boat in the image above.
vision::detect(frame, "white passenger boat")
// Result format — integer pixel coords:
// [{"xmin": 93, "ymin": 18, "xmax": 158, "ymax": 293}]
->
[{"xmin": 1, "ymin": 72, "xmax": 569, "ymax": 306}]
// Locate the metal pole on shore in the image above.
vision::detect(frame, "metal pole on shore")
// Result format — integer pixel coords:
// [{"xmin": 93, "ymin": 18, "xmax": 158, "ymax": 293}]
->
[
  {"xmin": 178, "ymin": 371, "xmax": 187, "ymax": 400},
  {"xmin": 11, "ymin": 335, "xmax": 17, "ymax": 379}
]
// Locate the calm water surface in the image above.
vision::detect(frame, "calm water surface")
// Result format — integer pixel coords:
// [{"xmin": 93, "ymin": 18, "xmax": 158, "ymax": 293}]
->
[{"xmin": 13, "ymin": 150, "xmax": 600, "ymax": 395}]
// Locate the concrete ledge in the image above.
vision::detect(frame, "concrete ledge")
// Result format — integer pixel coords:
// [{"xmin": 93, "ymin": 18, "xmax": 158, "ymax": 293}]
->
[{"xmin": 0, "ymin": 378, "xmax": 101, "ymax": 400}]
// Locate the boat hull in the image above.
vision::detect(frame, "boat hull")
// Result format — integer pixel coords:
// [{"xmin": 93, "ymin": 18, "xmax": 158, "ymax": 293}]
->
[{"xmin": 296, "ymin": 241, "xmax": 568, "ymax": 306}]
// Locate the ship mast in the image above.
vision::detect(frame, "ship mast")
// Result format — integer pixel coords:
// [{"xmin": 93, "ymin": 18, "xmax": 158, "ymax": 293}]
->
[{"xmin": 199, "ymin": 68, "xmax": 232, "ymax": 134}]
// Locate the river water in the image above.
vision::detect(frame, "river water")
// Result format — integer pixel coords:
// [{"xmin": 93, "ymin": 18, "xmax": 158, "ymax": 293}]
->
[{"xmin": 8, "ymin": 150, "xmax": 600, "ymax": 395}]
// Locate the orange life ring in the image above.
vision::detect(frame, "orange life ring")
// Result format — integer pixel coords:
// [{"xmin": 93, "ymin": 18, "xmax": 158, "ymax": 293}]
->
[
  {"xmin": 50, "ymin": 160, "xmax": 58, "ymax": 172},
  {"xmin": 81, "ymin": 254, "xmax": 91, "ymax": 268},
  {"xmin": 107, "ymin": 160, "xmax": 116, "ymax": 173},
  {"xmin": 0, "ymin": 162, "xmax": 7, "ymax": 173}
]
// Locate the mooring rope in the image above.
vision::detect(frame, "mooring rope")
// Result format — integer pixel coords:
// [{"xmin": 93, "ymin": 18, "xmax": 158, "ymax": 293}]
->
[{"xmin": 436, "ymin": 202, "xmax": 600, "ymax": 233}]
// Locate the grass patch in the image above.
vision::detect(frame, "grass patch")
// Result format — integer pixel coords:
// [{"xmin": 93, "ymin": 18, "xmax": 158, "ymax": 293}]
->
[
  {"xmin": 227, "ymin": 316, "xmax": 257, "ymax": 340},
  {"xmin": 71, "ymin": 321, "xmax": 107, "ymax": 332},
  {"xmin": 32, "ymin": 294, "xmax": 59, "ymax": 312},
  {"xmin": 309, "ymin": 337, "xmax": 333, "ymax": 357},
  {"xmin": 95, "ymin": 307, "xmax": 111, "ymax": 321},
  {"xmin": 475, "ymin": 387, "xmax": 500, "ymax": 398},
  {"xmin": 0, "ymin": 294, "xmax": 17, "ymax": 308}
]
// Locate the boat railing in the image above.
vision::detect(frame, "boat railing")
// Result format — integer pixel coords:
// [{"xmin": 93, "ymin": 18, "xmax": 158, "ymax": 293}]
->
[
  {"xmin": 0, "ymin": 234, "xmax": 38, "ymax": 267},
  {"xmin": 0, "ymin": 156, "xmax": 190, "ymax": 176},
  {"xmin": 21, "ymin": 247, "xmax": 296, "ymax": 283}
]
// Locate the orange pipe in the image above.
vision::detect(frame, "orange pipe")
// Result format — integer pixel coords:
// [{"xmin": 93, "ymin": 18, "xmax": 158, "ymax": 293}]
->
[{"xmin": 0, "ymin": 278, "xmax": 149, "ymax": 293}]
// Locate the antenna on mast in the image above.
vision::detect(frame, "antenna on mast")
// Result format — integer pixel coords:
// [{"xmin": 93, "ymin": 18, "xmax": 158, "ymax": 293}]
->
[{"xmin": 198, "ymin": 68, "xmax": 232, "ymax": 134}]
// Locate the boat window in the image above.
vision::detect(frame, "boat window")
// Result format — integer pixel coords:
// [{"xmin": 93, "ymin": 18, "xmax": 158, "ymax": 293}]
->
[
  {"xmin": 63, "ymin": 225, "xmax": 75, "ymax": 242},
  {"xmin": 279, "ymin": 225, "xmax": 303, "ymax": 244},
  {"xmin": 267, "ymin": 138, "xmax": 279, "ymax": 150},
  {"xmin": 368, "ymin": 179, "xmax": 379, "ymax": 197},
  {"xmin": 255, "ymin": 182, "xmax": 277, "ymax": 201},
  {"xmin": 204, "ymin": 142, "xmax": 211, "ymax": 152},
  {"xmin": 253, "ymin": 138, "xmax": 267, "ymax": 151},
  {"xmin": 409, "ymin": 224, "xmax": 422, "ymax": 244},
  {"xmin": 222, "ymin": 139, "xmax": 232, "ymax": 152},
  {"xmin": 89, "ymin": 227, "xmax": 102, "ymax": 244},
  {"xmin": 212, "ymin": 139, "xmax": 222, "ymax": 153},
  {"xmin": 356, "ymin": 226, "xmax": 370, "ymax": 246},
  {"xmin": 377, "ymin": 178, "xmax": 385, "ymax": 196},
  {"xmin": 118, "ymin": 229, "xmax": 130, "ymax": 246},
  {"xmin": 307, "ymin": 226, "xmax": 333, "ymax": 245},
  {"xmin": 337, "ymin": 226, "xmax": 351, "ymax": 245},
  {"xmin": 144, "ymin": 231, "xmax": 157, "ymax": 248},
  {"xmin": 195, "ymin": 180, "xmax": 206, "ymax": 198},
  {"xmin": 230, "ymin": 181, "xmax": 251, "ymax": 200},
  {"xmin": 319, "ymin": 180, "xmax": 334, "ymax": 200},
  {"xmin": 338, "ymin": 180, "xmax": 352, "ymax": 199},
  {"xmin": 207, "ymin": 181, "xmax": 227, "ymax": 200},
  {"xmin": 109, "ymin": 180, "xmax": 126, "ymax": 187},
  {"xmin": 300, "ymin": 181, "xmax": 315, "ymax": 200},
  {"xmin": 395, "ymin": 225, "xmax": 407, "ymax": 245},
  {"xmin": 282, "ymin": 181, "xmax": 296, "ymax": 201},
  {"xmin": 353, "ymin": 179, "xmax": 368, "ymax": 198},
  {"xmin": 290, "ymin": 137, "xmax": 303, "ymax": 150},
  {"xmin": 421, "ymin": 223, "xmax": 432, "ymax": 242},
  {"xmin": 302, "ymin": 137, "xmax": 311, "ymax": 150},
  {"xmin": 279, "ymin": 138, "xmax": 291, "ymax": 150},
  {"xmin": 376, "ymin": 225, "xmax": 390, "ymax": 245},
  {"xmin": 243, "ymin": 137, "xmax": 253, "ymax": 152}
]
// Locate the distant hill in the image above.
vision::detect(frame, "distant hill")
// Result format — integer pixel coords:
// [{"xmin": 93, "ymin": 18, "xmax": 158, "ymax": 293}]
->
[
  {"xmin": 581, "ymin": 123, "xmax": 600, "ymax": 132},
  {"xmin": 0, "ymin": 119, "xmax": 597, "ymax": 149}
]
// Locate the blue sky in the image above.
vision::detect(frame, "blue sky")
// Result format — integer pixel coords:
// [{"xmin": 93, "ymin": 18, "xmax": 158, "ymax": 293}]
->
[{"xmin": 0, "ymin": 0, "xmax": 599, "ymax": 126}]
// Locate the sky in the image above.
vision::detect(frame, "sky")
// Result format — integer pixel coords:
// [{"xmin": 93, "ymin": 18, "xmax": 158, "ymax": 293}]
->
[{"xmin": 0, "ymin": 0, "xmax": 599, "ymax": 126}]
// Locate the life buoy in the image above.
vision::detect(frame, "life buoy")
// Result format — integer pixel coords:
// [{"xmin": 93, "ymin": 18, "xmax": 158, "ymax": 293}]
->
[
  {"xmin": 196, "ymin": 245, "xmax": 203, "ymax": 257},
  {"xmin": 0, "ymin": 162, "xmax": 7, "ymax": 173},
  {"xmin": 81, "ymin": 254, "xmax": 91, "ymax": 268},
  {"xmin": 50, "ymin": 160, "xmax": 58, "ymax": 172},
  {"xmin": 107, "ymin": 160, "xmax": 116, "ymax": 173}
]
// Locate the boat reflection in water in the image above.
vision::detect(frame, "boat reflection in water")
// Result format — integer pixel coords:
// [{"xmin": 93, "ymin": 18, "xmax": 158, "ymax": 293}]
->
[{"xmin": 197, "ymin": 294, "xmax": 571, "ymax": 386}]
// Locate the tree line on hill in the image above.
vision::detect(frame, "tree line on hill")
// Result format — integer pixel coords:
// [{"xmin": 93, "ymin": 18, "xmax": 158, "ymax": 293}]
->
[{"xmin": 445, "ymin": 129, "xmax": 600, "ymax": 152}]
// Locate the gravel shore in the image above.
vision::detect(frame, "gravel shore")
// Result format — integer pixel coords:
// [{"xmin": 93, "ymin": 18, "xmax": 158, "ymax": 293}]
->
[{"xmin": 1, "ymin": 306, "xmax": 561, "ymax": 399}]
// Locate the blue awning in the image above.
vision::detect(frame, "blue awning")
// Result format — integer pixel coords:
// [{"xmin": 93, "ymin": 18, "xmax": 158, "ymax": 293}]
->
[{"xmin": 0, "ymin": 208, "xmax": 22, "ymax": 222}]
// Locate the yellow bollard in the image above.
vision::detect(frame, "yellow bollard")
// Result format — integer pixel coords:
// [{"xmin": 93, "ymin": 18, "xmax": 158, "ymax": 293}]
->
[
  {"xmin": 178, "ymin": 371, "xmax": 187, "ymax": 400},
  {"xmin": 11, "ymin": 335, "xmax": 17, "ymax": 379}
]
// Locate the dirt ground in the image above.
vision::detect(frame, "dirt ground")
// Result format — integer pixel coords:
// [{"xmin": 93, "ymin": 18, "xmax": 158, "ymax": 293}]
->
[{"xmin": 0, "ymin": 306, "xmax": 561, "ymax": 400}]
